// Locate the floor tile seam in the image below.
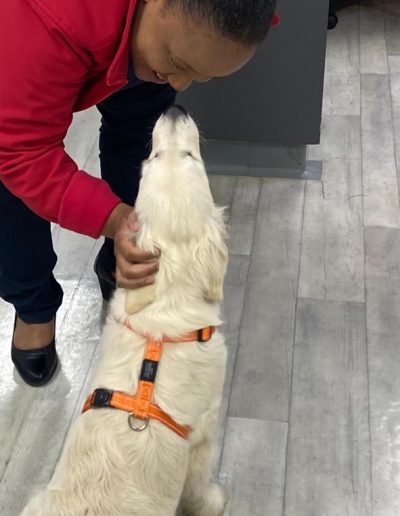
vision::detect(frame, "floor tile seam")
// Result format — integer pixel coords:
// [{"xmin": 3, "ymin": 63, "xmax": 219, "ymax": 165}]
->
[
  {"xmin": 359, "ymin": 17, "xmax": 375, "ymax": 509},
  {"xmin": 282, "ymin": 179, "xmax": 306, "ymax": 516}
]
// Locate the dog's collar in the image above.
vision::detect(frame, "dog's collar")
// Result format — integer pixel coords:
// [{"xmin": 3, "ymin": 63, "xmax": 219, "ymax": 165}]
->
[
  {"xmin": 82, "ymin": 315, "xmax": 216, "ymax": 439},
  {"xmin": 110, "ymin": 311, "xmax": 216, "ymax": 343}
]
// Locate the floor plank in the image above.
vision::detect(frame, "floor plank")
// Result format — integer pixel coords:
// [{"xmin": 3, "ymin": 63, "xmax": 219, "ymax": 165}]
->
[
  {"xmin": 285, "ymin": 298, "xmax": 372, "ymax": 516},
  {"xmin": 384, "ymin": 0, "xmax": 400, "ymax": 56},
  {"xmin": 323, "ymin": 5, "xmax": 360, "ymax": 116},
  {"xmin": 214, "ymin": 255, "xmax": 250, "ymax": 474},
  {"xmin": 388, "ymin": 56, "xmax": 400, "ymax": 197},
  {"xmin": 360, "ymin": 1, "xmax": 388, "ymax": 75},
  {"xmin": 307, "ymin": 115, "xmax": 361, "ymax": 162},
  {"xmin": 220, "ymin": 417, "xmax": 288, "ymax": 516},
  {"xmin": 229, "ymin": 179, "xmax": 304, "ymax": 421},
  {"xmin": 361, "ymin": 73, "xmax": 400, "ymax": 227},
  {"xmin": 299, "ymin": 157, "xmax": 364, "ymax": 302},
  {"xmin": 227, "ymin": 177, "xmax": 261, "ymax": 256},
  {"xmin": 208, "ymin": 175, "xmax": 237, "ymax": 225},
  {"xmin": 365, "ymin": 226, "xmax": 400, "ymax": 516}
]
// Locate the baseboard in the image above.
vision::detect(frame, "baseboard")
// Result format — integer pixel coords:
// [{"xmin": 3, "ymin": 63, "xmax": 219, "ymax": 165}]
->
[{"xmin": 202, "ymin": 140, "xmax": 322, "ymax": 180}]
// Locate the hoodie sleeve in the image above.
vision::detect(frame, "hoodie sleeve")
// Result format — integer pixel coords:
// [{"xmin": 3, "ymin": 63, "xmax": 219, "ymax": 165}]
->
[{"xmin": 0, "ymin": 0, "xmax": 121, "ymax": 238}]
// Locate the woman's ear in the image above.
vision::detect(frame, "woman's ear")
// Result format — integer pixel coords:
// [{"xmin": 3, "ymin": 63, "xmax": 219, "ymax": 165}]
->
[{"xmin": 192, "ymin": 210, "xmax": 228, "ymax": 303}]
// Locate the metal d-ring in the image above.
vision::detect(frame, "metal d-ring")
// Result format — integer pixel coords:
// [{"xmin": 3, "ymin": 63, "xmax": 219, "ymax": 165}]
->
[{"xmin": 128, "ymin": 413, "xmax": 149, "ymax": 432}]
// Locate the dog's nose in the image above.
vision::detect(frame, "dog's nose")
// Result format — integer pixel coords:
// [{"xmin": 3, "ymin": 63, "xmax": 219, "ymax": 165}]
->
[{"xmin": 165, "ymin": 104, "xmax": 188, "ymax": 121}]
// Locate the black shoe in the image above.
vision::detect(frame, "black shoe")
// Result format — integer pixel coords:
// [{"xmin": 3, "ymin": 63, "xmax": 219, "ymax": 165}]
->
[
  {"xmin": 328, "ymin": 10, "xmax": 338, "ymax": 30},
  {"xmin": 11, "ymin": 314, "xmax": 58, "ymax": 387},
  {"xmin": 93, "ymin": 255, "xmax": 116, "ymax": 302}
]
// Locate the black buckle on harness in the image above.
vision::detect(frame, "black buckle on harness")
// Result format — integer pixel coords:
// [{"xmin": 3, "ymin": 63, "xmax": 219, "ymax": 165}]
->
[
  {"xmin": 92, "ymin": 388, "xmax": 113, "ymax": 408},
  {"xmin": 198, "ymin": 328, "xmax": 210, "ymax": 343}
]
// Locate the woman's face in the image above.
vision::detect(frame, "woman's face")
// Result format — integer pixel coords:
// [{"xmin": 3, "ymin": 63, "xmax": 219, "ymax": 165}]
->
[{"xmin": 130, "ymin": 0, "xmax": 257, "ymax": 91}]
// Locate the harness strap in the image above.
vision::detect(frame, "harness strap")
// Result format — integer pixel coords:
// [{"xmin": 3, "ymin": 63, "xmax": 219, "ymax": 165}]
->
[
  {"xmin": 120, "ymin": 322, "xmax": 215, "ymax": 344},
  {"xmin": 82, "ymin": 388, "xmax": 191, "ymax": 439},
  {"xmin": 82, "ymin": 325, "xmax": 215, "ymax": 439},
  {"xmin": 135, "ymin": 339, "xmax": 162, "ymax": 419}
]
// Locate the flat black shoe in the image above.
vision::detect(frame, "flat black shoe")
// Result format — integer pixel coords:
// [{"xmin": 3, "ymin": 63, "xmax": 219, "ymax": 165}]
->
[
  {"xmin": 93, "ymin": 255, "xmax": 116, "ymax": 302},
  {"xmin": 11, "ymin": 314, "xmax": 58, "ymax": 387}
]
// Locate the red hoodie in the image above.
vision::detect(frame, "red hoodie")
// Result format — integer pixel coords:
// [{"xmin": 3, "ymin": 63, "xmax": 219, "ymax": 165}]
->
[{"xmin": 0, "ymin": 0, "xmax": 138, "ymax": 238}]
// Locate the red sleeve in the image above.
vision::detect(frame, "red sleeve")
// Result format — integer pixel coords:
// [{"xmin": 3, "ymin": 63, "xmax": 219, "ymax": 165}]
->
[{"xmin": 0, "ymin": 0, "xmax": 121, "ymax": 238}]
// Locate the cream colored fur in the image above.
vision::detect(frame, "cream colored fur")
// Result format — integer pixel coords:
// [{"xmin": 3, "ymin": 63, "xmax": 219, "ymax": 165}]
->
[{"xmin": 22, "ymin": 110, "xmax": 229, "ymax": 516}]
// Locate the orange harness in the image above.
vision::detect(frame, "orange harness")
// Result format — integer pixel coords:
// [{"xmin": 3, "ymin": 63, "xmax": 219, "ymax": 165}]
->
[{"xmin": 82, "ymin": 320, "xmax": 215, "ymax": 440}]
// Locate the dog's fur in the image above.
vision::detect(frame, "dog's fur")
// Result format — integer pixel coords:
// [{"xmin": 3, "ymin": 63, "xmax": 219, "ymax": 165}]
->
[{"xmin": 22, "ymin": 109, "xmax": 229, "ymax": 516}]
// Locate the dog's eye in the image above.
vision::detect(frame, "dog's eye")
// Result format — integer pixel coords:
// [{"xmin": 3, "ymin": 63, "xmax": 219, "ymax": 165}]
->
[{"xmin": 182, "ymin": 151, "xmax": 196, "ymax": 160}]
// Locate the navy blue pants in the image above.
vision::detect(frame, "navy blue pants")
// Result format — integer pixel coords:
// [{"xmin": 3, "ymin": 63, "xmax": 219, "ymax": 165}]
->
[{"xmin": 0, "ymin": 79, "xmax": 176, "ymax": 323}]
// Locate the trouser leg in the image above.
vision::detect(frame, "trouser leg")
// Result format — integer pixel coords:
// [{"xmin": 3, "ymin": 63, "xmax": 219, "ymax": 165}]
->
[{"xmin": 0, "ymin": 182, "xmax": 63, "ymax": 323}]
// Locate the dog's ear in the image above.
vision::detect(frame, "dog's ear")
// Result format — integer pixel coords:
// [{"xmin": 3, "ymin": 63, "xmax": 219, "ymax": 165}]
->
[
  {"xmin": 192, "ymin": 211, "xmax": 228, "ymax": 303},
  {"xmin": 125, "ymin": 284, "xmax": 157, "ymax": 314}
]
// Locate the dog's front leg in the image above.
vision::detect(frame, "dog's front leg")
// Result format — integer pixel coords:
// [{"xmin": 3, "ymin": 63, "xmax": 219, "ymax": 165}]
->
[{"xmin": 179, "ymin": 407, "xmax": 227, "ymax": 516}]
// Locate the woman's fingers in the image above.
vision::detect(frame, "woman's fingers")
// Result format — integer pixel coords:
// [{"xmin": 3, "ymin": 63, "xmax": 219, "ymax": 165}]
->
[
  {"xmin": 116, "ymin": 256, "xmax": 159, "ymax": 281},
  {"xmin": 115, "ymin": 240, "xmax": 160, "ymax": 289},
  {"xmin": 115, "ymin": 270, "xmax": 156, "ymax": 289},
  {"xmin": 122, "ymin": 246, "xmax": 160, "ymax": 264},
  {"xmin": 113, "ymin": 208, "xmax": 161, "ymax": 290}
]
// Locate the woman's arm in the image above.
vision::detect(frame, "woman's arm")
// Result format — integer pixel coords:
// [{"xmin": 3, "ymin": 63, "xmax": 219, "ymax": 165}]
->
[{"xmin": 0, "ymin": 0, "xmax": 120, "ymax": 238}]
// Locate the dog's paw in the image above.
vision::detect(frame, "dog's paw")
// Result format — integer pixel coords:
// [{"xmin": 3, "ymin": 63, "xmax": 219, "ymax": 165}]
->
[
  {"xmin": 191, "ymin": 484, "xmax": 228, "ymax": 516},
  {"xmin": 217, "ymin": 472, "xmax": 233, "ymax": 515},
  {"xmin": 201, "ymin": 483, "xmax": 228, "ymax": 516},
  {"xmin": 179, "ymin": 482, "xmax": 228, "ymax": 516}
]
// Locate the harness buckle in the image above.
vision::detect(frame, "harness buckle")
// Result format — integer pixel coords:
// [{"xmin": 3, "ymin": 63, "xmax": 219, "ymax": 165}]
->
[
  {"xmin": 197, "ymin": 327, "xmax": 212, "ymax": 342},
  {"xmin": 128, "ymin": 413, "xmax": 149, "ymax": 432},
  {"xmin": 92, "ymin": 388, "xmax": 113, "ymax": 408}
]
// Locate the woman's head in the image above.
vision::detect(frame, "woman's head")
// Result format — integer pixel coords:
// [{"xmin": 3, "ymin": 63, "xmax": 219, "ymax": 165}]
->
[
  {"xmin": 131, "ymin": 0, "xmax": 277, "ymax": 91},
  {"xmin": 164, "ymin": 0, "xmax": 277, "ymax": 46}
]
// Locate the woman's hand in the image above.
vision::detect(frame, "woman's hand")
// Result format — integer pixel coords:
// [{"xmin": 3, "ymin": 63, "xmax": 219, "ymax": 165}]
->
[{"xmin": 102, "ymin": 203, "xmax": 159, "ymax": 289}]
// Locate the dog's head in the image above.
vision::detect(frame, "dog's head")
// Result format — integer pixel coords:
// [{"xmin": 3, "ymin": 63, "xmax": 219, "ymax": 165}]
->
[
  {"xmin": 137, "ymin": 106, "xmax": 222, "ymax": 244},
  {"xmin": 125, "ymin": 106, "xmax": 228, "ymax": 314}
]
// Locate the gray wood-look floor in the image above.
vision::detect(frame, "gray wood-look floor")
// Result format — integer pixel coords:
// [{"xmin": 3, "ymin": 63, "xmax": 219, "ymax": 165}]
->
[{"xmin": 1, "ymin": 2, "xmax": 400, "ymax": 514}]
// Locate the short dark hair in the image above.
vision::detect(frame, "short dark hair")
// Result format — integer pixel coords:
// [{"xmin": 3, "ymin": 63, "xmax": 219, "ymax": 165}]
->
[{"xmin": 164, "ymin": 0, "xmax": 277, "ymax": 46}]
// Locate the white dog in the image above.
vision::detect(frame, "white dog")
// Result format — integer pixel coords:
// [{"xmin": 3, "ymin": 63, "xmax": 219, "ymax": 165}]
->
[{"xmin": 22, "ymin": 106, "xmax": 229, "ymax": 516}]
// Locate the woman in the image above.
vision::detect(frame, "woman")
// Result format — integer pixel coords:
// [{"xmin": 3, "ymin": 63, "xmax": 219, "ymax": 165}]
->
[{"xmin": 0, "ymin": 0, "xmax": 278, "ymax": 386}]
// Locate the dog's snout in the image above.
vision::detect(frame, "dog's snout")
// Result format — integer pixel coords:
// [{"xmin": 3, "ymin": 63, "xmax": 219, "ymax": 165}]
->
[{"xmin": 165, "ymin": 104, "xmax": 188, "ymax": 121}]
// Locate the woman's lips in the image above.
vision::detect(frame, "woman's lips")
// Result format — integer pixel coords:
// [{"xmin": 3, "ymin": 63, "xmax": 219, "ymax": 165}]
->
[{"xmin": 151, "ymin": 70, "xmax": 168, "ymax": 84}]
